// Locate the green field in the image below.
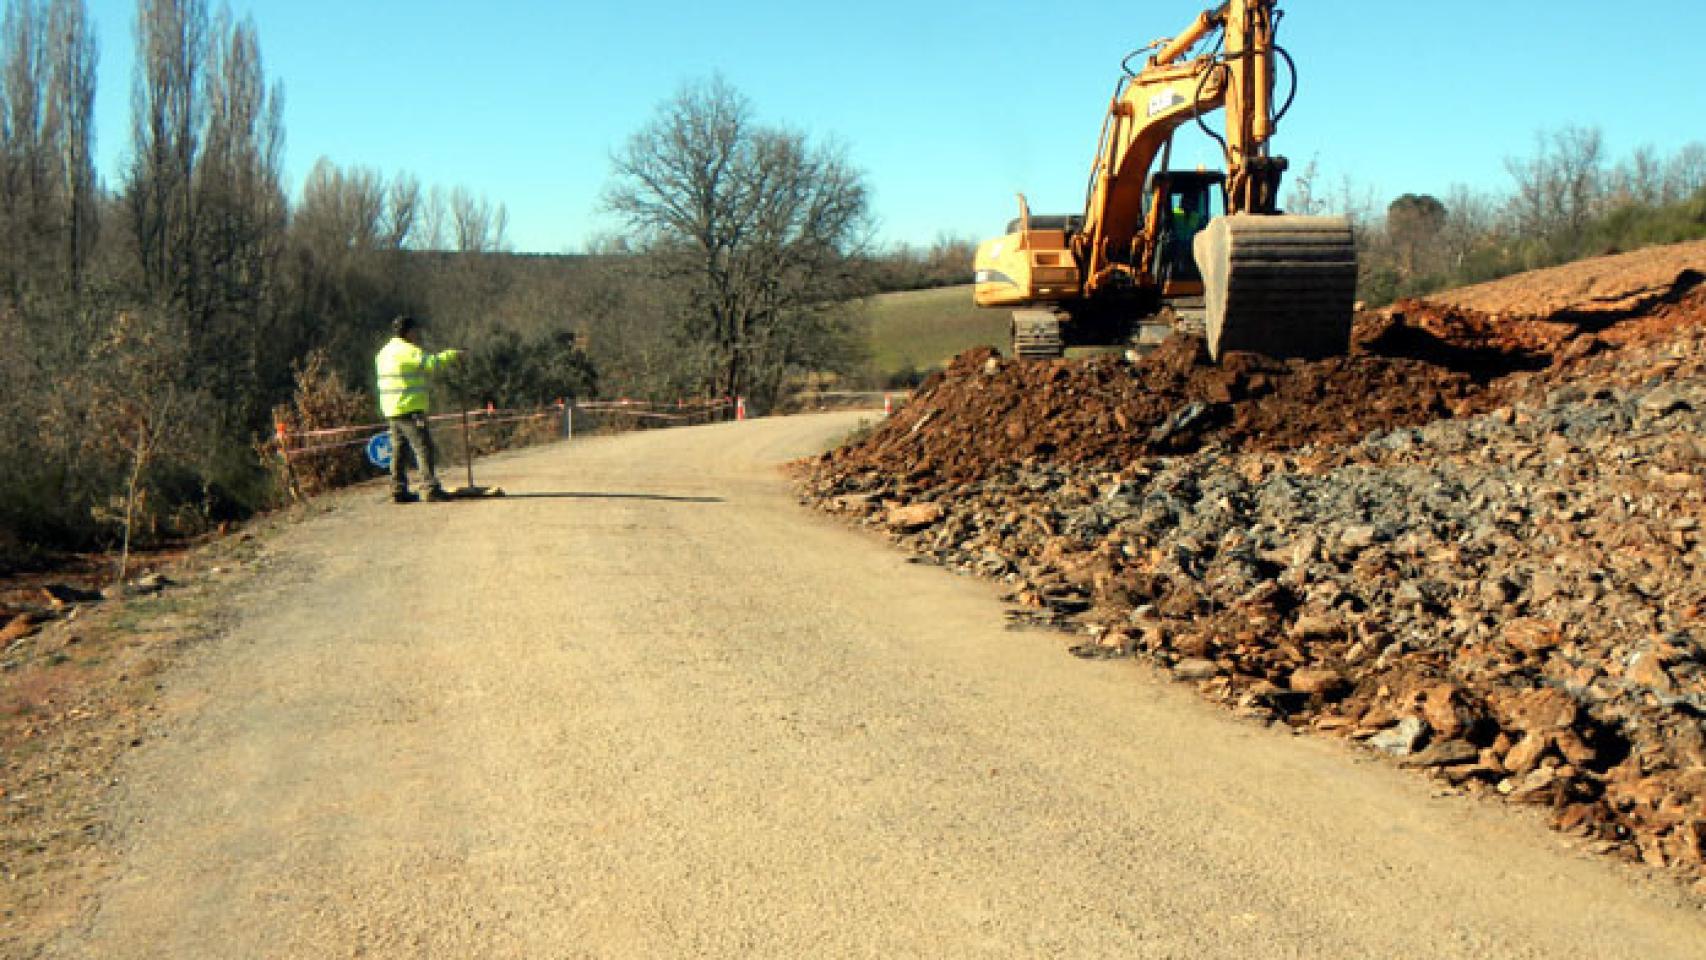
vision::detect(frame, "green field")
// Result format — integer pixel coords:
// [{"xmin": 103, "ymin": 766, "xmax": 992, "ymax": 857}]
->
[{"xmin": 863, "ymin": 285, "xmax": 1008, "ymax": 383}]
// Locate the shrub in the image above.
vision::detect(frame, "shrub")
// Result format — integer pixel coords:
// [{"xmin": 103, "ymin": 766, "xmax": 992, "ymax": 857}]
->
[{"xmin": 269, "ymin": 349, "xmax": 376, "ymax": 499}]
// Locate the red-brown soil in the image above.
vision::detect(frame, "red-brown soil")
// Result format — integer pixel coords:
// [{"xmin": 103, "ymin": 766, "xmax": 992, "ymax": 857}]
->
[{"xmin": 823, "ymin": 245, "xmax": 1705, "ymax": 487}]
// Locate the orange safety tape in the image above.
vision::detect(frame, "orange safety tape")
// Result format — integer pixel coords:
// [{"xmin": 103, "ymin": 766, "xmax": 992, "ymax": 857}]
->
[
  {"xmin": 287, "ymin": 406, "xmax": 563, "ymax": 438},
  {"xmin": 284, "ymin": 436, "xmax": 373, "ymax": 456},
  {"xmin": 275, "ymin": 410, "xmax": 560, "ymax": 454}
]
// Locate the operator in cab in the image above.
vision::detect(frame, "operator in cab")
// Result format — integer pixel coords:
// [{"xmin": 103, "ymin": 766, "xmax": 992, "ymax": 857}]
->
[
  {"xmin": 375, "ymin": 315, "xmax": 461, "ymax": 504},
  {"xmin": 1166, "ymin": 192, "xmax": 1210, "ymax": 281}
]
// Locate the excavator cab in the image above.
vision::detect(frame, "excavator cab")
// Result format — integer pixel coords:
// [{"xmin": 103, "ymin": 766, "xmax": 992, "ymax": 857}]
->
[
  {"xmin": 1148, "ymin": 171, "xmax": 1226, "ymax": 287},
  {"xmin": 1134, "ymin": 170, "xmax": 1227, "ymax": 339}
]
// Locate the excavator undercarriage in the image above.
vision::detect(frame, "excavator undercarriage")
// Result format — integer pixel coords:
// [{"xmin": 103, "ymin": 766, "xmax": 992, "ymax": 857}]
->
[{"xmin": 1011, "ymin": 310, "xmax": 1066, "ymax": 360}]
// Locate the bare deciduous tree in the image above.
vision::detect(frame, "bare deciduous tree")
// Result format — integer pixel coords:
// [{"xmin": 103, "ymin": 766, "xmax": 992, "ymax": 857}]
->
[
  {"xmin": 604, "ymin": 75, "xmax": 872, "ymax": 409},
  {"xmin": 2, "ymin": 0, "xmax": 49, "ymax": 201},
  {"xmin": 283, "ymin": 157, "xmax": 431, "ymax": 391},
  {"xmin": 126, "ymin": 0, "xmax": 204, "ymax": 306},
  {"xmin": 0, "ymin": 0, "xmax": 94, "ymax": 295},
  {"xmin": 296, "ymin": 157, "xmax": 385, "ymax": 254},
  {"xmin": 81, "ymin": 308, "xmax": 199, "ymax": 584},
  {"xmin": 448, "ymin": 184, "xmax": 507, "ymax": 254},
  {"xmin": 1, "ymin": 0, "xmax": 49, "ymax": 299},
  {"xmin": 123, "ymin": 0, "xmax": 289, "ymax": 423},
  {"xmin": 383, "ymin": 171, "xmax": 420, "ymax": 250},
  {"xmin": 1439, "ymin": 183, "xmax": 1497, "ymax": 270},
  {"xmin": 45, "ymin": 0, "xmax": 95, "ymax": 285},
  {"xmin": 1609, "ymin": 144, "xmax": 1665, "ymax": 207},
  {"xmin": 1505, "ymin": 125, "xmax": 1605, "ymax": 238},
  {"xmin": 1663, "ymin": 142, "xmax": 1706, "ymax": 204},
  {"xmin": 1284, "ymin": 155, "xmax": 1323, "ymax": 216},
  {"xmin": 194, "ymin": 8, "xmax": 286, "ymax": 420}
]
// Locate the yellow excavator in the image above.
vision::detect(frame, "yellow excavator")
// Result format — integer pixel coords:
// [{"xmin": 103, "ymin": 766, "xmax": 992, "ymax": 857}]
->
[{"xmin": 973, "ymin": 0, "xmax": 1356, "ymax": 361}]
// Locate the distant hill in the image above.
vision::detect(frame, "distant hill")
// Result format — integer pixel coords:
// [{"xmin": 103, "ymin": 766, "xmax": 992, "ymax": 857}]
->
[{"xmin": 864, "ymin": 285, "xmax": 1006, "ymax": 384}]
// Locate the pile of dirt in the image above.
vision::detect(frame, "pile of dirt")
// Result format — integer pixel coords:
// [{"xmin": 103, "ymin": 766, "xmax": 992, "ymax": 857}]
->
[
  {"xmin": 1422, "ymin": 240, "xmax": 1706, "ymax": 321},
  {"xmin": 800, "ymin": 242, "xmax": 1706, "ymax": 886},
  {"xmin": 1358, "ymin": 279, "xmax": 1706, "ymax": 378},
  {"xmin": 824, "ymin": 256, "xmax": 1706, "ymax": 489},
  {"xmin": 821, "ymin": 338, "xmax": 1488, "ymax": 488}
]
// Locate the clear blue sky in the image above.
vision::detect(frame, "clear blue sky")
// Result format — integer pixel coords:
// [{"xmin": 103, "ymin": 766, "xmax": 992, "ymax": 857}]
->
[{"xmin": 84, "ymin": 0, "xmax": 1706, "ymax": 253}]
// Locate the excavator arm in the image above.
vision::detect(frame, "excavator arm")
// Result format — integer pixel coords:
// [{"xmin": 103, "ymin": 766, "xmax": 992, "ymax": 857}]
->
[{"xmin": 1077, "ymin": 7, "xmax": 1230, "ymax": 295}]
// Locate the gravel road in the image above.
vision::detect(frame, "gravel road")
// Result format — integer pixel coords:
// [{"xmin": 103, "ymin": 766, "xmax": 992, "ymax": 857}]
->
[{"xmin": 52, "ymin": 413, "xmax": 1705, "ymax": 958}]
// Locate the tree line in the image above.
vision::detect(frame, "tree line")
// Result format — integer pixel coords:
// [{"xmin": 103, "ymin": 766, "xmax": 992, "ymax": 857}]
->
[
  {"xmin": 0, "ymin": 1, "xmax": 952, "ymax": 568},
  {"xmin": 1286, "ymin": 127, "xmax": 1706, "ymax": 305}
]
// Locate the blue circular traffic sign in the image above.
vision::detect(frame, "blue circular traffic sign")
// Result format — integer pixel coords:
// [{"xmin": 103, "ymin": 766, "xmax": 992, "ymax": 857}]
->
[{"xmin": 366, "ymin": 432, "xmax": 393, "ymax": 470}]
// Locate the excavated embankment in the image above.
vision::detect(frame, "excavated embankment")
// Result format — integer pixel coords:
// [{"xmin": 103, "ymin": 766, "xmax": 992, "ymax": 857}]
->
[{"xmin": 801, "ymin": 248, "xmax": 1706, "ymax": 884}]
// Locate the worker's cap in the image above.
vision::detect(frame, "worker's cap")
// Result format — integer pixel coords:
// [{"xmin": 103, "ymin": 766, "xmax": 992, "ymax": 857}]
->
[{"xmin": 391, "ymin": 315, "xmax": 419, "ymax": 336}]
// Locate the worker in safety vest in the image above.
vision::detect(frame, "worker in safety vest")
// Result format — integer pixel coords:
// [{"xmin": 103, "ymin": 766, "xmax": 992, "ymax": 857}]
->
[{"xmin": 375, "ymin": 315, "xmax": 461, "ymax": 503}]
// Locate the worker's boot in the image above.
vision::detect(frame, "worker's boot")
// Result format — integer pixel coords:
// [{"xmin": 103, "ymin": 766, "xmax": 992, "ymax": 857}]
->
[
  {"xmin": 392, "ymin": 489, "xmax": 420, "ymax": 504},
  {"xmin": 424, "ymin": 486, "xmax": 451, "ymax": 503}
]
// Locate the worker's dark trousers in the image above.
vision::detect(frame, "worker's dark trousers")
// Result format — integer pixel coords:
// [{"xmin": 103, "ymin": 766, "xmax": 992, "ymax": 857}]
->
[{"xmin": 387, "ymin": 413, "xmax": 441, "ymax": 494}]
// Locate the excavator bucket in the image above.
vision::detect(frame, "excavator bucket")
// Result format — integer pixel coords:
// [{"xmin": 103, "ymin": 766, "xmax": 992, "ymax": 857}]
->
[{"xmin": 1194, "ymin": 214, "xmax": 1358, "ymax": 361}]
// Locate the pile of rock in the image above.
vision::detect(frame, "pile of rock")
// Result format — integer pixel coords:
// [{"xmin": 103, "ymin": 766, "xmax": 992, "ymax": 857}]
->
[{"xmin": 801, "ymin": 280, "xmax": 1706, "ymax": 880}]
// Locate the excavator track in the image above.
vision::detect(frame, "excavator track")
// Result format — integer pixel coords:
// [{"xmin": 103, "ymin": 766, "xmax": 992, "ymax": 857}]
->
[
  {"xmin": 1193, "ymin": 214, "xmax": 1357, "ymax": 361},
  {"xmin": 1011, "ymin": 309, "xmax": 1065, "ymax": 360}
]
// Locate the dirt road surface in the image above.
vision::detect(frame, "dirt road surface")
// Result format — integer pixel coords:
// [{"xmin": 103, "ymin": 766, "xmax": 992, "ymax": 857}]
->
[{"xmin": 50, "ymin": 414, "xmax": 1705, "ymax": 958}]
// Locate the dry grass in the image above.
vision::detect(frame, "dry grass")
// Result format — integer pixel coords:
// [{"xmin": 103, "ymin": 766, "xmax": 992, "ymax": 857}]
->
[
  {"xmin": 864, "ymin": 285, "xmax": 1007, "ymax": 382},
  {"xmin": 269, "ymin": 350, "xmax": 375, "ymax": 499},
  {"xmin": 0, "ymin": 528, "xmax": 267, "ymax": 957}
]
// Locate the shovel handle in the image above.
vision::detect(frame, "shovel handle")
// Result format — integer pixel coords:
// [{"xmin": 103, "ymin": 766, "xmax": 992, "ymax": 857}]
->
[{"xmin": 461, "ymin": 407, "xmax": 475, "ymax": 488}]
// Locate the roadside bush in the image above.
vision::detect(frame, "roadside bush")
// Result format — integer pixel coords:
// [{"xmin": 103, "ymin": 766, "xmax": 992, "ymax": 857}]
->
[
  {"xmin": 1359, "ymin": 185, "xmax": 1706, "ymax": 307},
  {"xmin": 269, "ymin": 349, "xmax": 375, "ymax": 499},
  {"xmin": 884, "ymin": 361, "xmax": 934, "ymax": 390},
  {"xmin": 1574, "ymin": 186, "xmax": 1706, "ymax": 257},
  {"xmin": 447, "ymin": 328, "xmax": 598, "ymax": 410}
]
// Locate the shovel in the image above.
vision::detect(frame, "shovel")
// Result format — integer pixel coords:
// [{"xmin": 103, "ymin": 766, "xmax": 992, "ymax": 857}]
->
[{"xmin": 448, "ymin": 406, "xmax": 506, "ymax": 499}]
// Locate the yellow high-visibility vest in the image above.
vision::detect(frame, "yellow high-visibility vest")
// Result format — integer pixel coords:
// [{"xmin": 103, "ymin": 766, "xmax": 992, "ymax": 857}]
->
[{"xmin": 375, "ymin": 338, "xmax": 455, "ymax": 417}]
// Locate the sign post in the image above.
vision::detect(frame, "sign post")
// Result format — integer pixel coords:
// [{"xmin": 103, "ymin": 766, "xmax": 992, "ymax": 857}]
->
[{"xmin": 365, "ymin": 432, "xmax": 393, "ymax": 471}]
